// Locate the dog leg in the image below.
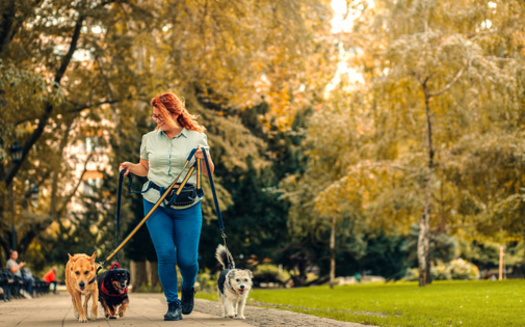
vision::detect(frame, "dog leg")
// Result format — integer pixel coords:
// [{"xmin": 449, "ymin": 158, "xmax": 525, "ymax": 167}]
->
[
  {"xmin": 237, "ymin": 296, "xmax": 247, "ymax": 319},
  {"xmin": 109, "ymin": 304, "xmax": 118, "ymax": 319},
  {"xmin": 225, "ymin": 299, "xmax": 235, "ymax": 318},
  {"xmin": 233, "ymin": 301, "xmax": 239, "ymax": 318},
  {"xmin": 220, "ymin": 299, "xmax": 227, "ymax": 317},
  {"xmin": 101, "ymin": 298, "xmax": 111, "ymax": 318},
  {"xmin": 71, "ymin": 294, "xmax": 80, "ymax": 319},
  {"xmin": 89, "ymin": 290, "xmax": 98, "ymax": 321},
  {"xmin": 219, "ymin": 294, "xmax": 227, "ymax": 318},
  {"xmin": 77, "ymin": 293, "xmax": 87, "ymax": 323},
  {"xmin": 119, "ymin": 299, "xmax": 129, "ymax": 317},
  {"xmin": 83, "ymin": 293, "xmax": 92, "ymax": 322}
]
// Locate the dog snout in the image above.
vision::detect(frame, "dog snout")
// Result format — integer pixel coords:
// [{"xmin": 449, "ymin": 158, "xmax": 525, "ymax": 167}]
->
[
  {"xmin": 120, "ymin": 282, "xmax": 127, "ymax": 288},
  {"xmin": 79, "ymin": 281, "xmax": 85, "ymax": 287},
  {"xmin": 240, "ymin": 285, "xmax": 245, "ymax": 289}
]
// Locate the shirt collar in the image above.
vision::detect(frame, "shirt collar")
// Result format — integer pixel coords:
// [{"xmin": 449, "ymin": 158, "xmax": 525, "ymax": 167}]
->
[{"xmin": 157, "ymin": 127, "xmax": 188, "ymax": 139}]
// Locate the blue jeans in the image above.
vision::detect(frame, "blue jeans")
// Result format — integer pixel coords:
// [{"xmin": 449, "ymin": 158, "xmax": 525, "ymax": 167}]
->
[{"xmin": 143, "ymin": 200, "xmax": 203, "ymax": 304}]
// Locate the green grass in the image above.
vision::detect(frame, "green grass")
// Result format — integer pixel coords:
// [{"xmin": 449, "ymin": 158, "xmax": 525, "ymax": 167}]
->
[{"xmin": 197, "ymin": 280, "xmax": 525, "ymax": 326}]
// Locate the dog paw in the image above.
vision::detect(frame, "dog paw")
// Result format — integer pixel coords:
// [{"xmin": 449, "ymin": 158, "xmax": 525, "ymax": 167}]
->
[
  {"xmin": 238, "ymin": 315, "xmax": 246, "ymax": 319},
  {"xmin": 78, "ymin": 317, "xmax": 88, "ymax": 323},
  {"xmin": 227, "ymin": 314, "xmax": 235, "ymax": 318},
  {"xmin": 109, "ymin": 315, "xmax": 118, "ymax": 319}
]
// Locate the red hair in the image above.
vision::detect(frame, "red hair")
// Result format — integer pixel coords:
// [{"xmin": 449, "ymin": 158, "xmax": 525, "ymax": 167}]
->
[{"xmin": 150, "ymin": 92, "xmax": 205, "ymax": 132}]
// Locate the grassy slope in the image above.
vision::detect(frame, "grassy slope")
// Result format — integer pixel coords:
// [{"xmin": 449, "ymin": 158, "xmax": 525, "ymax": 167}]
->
[{"xmin": 197, "ymin": 280, "xmax": 525, "ymax": 326}]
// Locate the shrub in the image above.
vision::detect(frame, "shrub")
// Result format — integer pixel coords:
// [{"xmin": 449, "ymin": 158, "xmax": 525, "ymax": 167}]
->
[
  {"xmin": 404, "ymin": 258, "xmax": 480, "ymax": 281},
  {"xmin": 253, "ymin": 264, "xmax": 290, "ymax": 287}
]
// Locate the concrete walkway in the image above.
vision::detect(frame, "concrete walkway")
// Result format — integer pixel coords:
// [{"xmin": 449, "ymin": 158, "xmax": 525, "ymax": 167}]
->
[
  {"xmin": 0, "ymin": 292, "xmax": 372, "ymax": 327},
  {"xmin": 0, "ymin": 292, "xmax": 252, "ymax": 327}
]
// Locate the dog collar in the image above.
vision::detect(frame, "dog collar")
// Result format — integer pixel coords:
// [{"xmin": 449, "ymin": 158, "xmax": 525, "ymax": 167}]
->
[
  {"xmin": 88, "ymin": 276, "xmax": 97, "ymax": 285},
  {"xmin": 101, "ymin": 276, "xmax": 128, "ymax": 297},
  {"xmin": 225, "ymin": 282, "xmax": 238, "ymax": 295}
]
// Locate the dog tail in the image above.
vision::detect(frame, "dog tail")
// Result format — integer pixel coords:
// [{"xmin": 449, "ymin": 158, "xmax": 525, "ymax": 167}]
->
[{"xmin": 215, "ymin": 244, "xmax": 235, "ymax": 270}]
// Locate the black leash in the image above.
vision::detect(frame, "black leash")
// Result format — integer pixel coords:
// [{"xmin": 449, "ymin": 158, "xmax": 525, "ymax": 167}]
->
[
  {"xmin": 201, "ymin": 149, "xmax": 228, "ymax": 250},
  {"xmin": 98, "ymin": 148, "xmax": 230, "ymax": 270},
  {"xmin": 98, "ymin": 148, "xmax": 198, "ymax": 269},
  {"xmin": 115, "ymin": 169, "xmax": 127, "ymax": 264}
]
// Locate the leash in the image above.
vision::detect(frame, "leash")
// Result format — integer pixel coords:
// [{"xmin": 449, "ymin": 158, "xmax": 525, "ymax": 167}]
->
[
  {"xmin": 201, "ymin": 149, "xmax": 228, "ymax": 252},
  {"xmin": 98, "ymin": 148, "xmax": 199, "ymax": 269},
  {"xmin": 114, "ymin": 170, "xmax": 127, "ymax": 264},
  {"xmin": 97, "ymin": 147, "xmax": 231, "ymax": 270}
]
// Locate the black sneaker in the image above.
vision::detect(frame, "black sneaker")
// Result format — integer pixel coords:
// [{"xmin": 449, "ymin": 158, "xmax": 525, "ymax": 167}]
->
[
  {"xmin": 181, "ymin": 287, "xmax": 195, "ymax": 315},
  {"xmin": 164, "ymin": 301, "xmax": 183, "ymax": 321}
]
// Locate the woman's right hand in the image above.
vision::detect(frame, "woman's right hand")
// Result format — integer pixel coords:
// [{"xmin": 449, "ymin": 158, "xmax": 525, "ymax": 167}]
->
[{"xmin": 120, "ymin": 162, "xmax": 133, "ymax": 176}]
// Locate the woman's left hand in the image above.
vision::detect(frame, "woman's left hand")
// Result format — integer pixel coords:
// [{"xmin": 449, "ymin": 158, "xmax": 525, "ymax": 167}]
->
[
  {"xmin": 195, "ymin": 147, "xmax": 214, "ymax": 176},
  {"xmin": 195, "ymin": 147, "xmax": 206, "ymax": 160}
]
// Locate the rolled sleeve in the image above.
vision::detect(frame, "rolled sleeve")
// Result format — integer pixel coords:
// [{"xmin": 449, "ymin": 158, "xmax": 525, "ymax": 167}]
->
[{"xmin": 140, "ymin": 135, "xmax": 149, "ymax": 160}]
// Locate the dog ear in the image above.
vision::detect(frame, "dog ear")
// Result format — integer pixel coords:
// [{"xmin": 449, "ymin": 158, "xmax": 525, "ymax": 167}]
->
[
  {"xmin": 68, "ymin": 253, "xmax": 76, "ymax": 262},
  {"xmin": 90, "ymin": 251, "xmax": 97, "ymax": 263},
  {"xmin": 246, "ymin": 270, "xmax": 253, "ymax": 278},
  {"xmin": 126, "ymin": 271, "xmax": 131, "ymax": 284}
]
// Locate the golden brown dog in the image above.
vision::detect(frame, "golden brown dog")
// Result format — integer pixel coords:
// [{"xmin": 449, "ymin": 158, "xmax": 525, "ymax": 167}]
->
[{"xmin": 65, "ymin": 252, "xmax": 98, "ymax": 322}]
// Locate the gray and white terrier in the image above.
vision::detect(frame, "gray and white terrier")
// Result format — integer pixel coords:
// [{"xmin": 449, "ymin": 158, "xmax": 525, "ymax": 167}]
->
[{"xmin": 216, "ymin": 244, "xmax": 253, "ymax": 319}]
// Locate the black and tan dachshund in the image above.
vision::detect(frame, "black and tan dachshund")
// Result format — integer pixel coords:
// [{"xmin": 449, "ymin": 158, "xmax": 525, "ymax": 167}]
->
[{"xmin": 98, "ymin": 264, "xmax": 130, "ymax": 319}]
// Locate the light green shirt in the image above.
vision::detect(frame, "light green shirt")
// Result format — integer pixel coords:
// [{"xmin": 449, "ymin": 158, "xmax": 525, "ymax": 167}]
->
[{"xmin": 140, "ymin": 128, "xmax": 210, "ymax": 209}]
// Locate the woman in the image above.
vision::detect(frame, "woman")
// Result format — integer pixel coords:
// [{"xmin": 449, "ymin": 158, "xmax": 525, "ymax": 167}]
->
[{"xmin": 120, "ymin": 92, "xmax": 214, "ymax": 321}]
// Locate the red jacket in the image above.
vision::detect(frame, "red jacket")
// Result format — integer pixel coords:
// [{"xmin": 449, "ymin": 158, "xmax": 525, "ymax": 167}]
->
[{"xmin": 43, "ymin": 269, "xmax": 56, "ymax": 283}]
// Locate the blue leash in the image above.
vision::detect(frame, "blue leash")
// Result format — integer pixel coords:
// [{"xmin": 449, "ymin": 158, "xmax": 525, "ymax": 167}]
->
[
  {"xmin": 114, "ymin": 169, "xmax": 127, "ymax": 263},
  {"xmin": 201, "ymin": 149, "xmax": 227, "ymax": 247},
  {"xmin": 100, "ymin": 148, "xmax": 229, "ymax": 268}
]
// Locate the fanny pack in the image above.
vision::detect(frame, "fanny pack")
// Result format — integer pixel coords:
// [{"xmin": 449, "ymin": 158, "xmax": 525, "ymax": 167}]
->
[
  {"xmin": 131, "ymin": 180, "xmax": 200, "ymax": 208},
  {"xmin": 127, "ymin": 153, "xmax": 204, "ymax": 209},
  {"xmin": 150, "ymin": 182, "xmax": 197, "ymax": 207}
]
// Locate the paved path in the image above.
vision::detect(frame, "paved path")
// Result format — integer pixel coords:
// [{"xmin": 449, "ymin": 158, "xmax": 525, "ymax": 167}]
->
[{"xmin": 0, "ymin": 292, "xmax": 371, "ymax": 327}]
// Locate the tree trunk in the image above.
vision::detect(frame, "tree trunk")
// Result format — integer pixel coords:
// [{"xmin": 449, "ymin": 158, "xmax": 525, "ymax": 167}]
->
[
  {"xmin": 329, "ymin": 216, "xmax": 336, "ymax": 289},
  {"xmin": 130, "ymin": 260, "xmax": 148, "ymax": 290},
  {"xmin": 417, "ymin": 198, "xmax": 430, "ymax": 287},
  {"xmin": 418, "ymin": 82, "xmax": 435, "ymax": 287},
  {"xmin": 146, "ymin": 260, "xmax": 160, "ymax": 287}
]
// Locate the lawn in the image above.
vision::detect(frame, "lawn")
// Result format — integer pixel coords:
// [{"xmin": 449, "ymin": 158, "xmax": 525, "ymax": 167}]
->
[{"xmin": 197, "ymin": 280, "xmax": 525, "ymax": 326}]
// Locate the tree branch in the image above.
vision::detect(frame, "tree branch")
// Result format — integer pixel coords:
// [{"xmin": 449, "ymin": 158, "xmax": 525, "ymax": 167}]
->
[
  {"xmin": 56, "ymin": 152, "xmax": 94, "ymax": 217},
  {"xmin": 5, "ymin": 15, "xmax": 84, "ymax": 186},
  {"xmin": 428, "ymin": 64, "xmax": 467, "ymax": 98},
  {"xmin": 67, "ymin": 99, "xmax": 120, "ymax": 114}
]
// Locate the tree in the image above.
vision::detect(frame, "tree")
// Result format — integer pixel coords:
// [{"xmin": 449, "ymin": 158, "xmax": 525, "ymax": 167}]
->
[
  {"xmin": 0, "ymin": 0, "xmax": 336, "ymax": 266},
  {"xmin": 282, "ymin": 0, "xmax": 525, "ymax": 286},
  {"xmin": 0, "ymin": 0, "xmax": 133, "ymax": 259}
]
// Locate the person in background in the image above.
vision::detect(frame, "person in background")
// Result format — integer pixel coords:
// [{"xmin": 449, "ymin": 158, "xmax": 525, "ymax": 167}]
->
[
  {"xmin": 120, "ymin": 92, "xmax": 214, "ymax": 321},
  {"xmin": 6, "ymin": 250, "xmax": 34, "ymax": 298},
  {"xmin": 43, "ymin": 266, "xmax": 58, "ymax": 294}
]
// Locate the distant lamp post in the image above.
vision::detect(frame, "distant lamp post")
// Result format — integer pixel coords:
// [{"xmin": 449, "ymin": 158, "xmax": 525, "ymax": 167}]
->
[
  {"xmin": 10, "ymin": 141, "xmax": 23, "ymax": 163},
  {"xmin": 9, "ymin": 141, "xmax": 23, "ymax": 250},
  {"xmin": 31, "ymin": 184, "xmax": 40, "ymax": 203}
]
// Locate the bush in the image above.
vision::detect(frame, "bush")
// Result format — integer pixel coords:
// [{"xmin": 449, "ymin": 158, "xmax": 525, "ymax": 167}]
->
[
  {"xmin": 196, "ymin": 269, "xmax": 217, "ymax": 294},
  {"xmin": 253, "ymin": 264, "xmax": 290, "ymax": 287},
  {"xmin": 405, "ymin": 258, "xmax": 480, "ymax": 281}
]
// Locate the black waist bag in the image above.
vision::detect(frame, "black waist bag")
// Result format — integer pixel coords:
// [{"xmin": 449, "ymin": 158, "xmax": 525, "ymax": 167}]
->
[
  {"xmin": 150, "ymin": 182, "xmax": 197, "ymax": 207},
  {"xmin": 166, "ymin": 183, "xmax": 197, "ymax": 207}
]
